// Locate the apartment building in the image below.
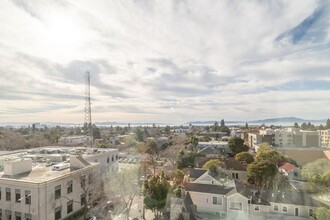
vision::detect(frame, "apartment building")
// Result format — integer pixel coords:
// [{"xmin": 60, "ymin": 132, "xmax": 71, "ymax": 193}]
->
[
  {"xmin": 274, "ymin": 128, "xmax": 319, "ymax": 148},
  {"xmin": 0, "ymin": 147, "xmax": 119, "ymax": 220},
  {"xmin": 248, "ymin": 130, "xmax": 275, "ymax": 149},
  {"xmin": 318, "ymin": 129, "xmax": 330, "ymax": 148}
]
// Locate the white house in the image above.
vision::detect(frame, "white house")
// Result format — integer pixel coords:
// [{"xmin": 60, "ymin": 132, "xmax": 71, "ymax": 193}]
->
[{"xmin": 182, "ymin": 169, "xmax": 327, "ymax": 220}]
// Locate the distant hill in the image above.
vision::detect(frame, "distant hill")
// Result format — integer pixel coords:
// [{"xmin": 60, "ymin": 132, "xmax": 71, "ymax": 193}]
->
[{"xmin": 187, "ymin": 117, "xmax": 325, "ymax": 125}]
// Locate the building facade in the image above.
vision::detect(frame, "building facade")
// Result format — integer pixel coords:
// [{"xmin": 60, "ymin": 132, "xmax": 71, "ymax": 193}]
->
[{"xmin": 0, "ymin": 147, "xmax": 119, "ymax": 220}]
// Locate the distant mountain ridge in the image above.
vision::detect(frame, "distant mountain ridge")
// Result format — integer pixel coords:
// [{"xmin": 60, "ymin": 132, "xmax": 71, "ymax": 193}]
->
[{"xmin": 187, "ymin": 117, "xmax": 326, "ymax": 125}]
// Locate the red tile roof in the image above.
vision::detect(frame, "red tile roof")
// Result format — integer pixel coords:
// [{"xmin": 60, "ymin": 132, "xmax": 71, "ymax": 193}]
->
[{"xmin": 279, "ymin": 162, "xmax": 297, "ymax": 172}]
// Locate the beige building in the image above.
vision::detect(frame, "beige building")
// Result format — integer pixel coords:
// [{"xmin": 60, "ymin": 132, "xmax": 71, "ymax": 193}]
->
[
  {"xmin": 0, "ymin": 147, "xmax": 119, "ymax": 220},
  {"xmin": 58, "ymin": 136, "xmax": 89, "ymax": 146},
  {"xmin": 318, "ymin": 129, "xmax": 330, "ymax": 148}
]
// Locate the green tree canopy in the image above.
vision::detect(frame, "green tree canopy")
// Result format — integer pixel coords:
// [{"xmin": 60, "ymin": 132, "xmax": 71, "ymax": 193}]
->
[
  {"xmin": 294, "ymin": 122, "xmax": 299, "ymax": 128},
  {"xmin": 256, "ymin": 145, "xmax": 282, "ymax": 164},
  {"xmin": 301, "ymin": 159, "xmax": 330, "ymax": 192},
  {"xmin": 316, "ymin": 207, "xmax": 330, "ymax": 220},
  {"xmin": 235, "ymin": 152, "xmax": 254, "ymax": 164},
  {"xmin": 326, "ymin": 119, "xmax": 330, "ymax": 129},
  {"xmin": 144, "ymin": 171, "xmax": 170, "ymax": 218},
  {"xmin": 247, "ymin": 160, "xmax": 278, "ymax": 188},
  {"xmin": 202, "ymin": 159, "xmax": 223, "ymax": 173},
  {"xmin": 228, "ymin": 137, "xmax": 249, "ymax": 155}
]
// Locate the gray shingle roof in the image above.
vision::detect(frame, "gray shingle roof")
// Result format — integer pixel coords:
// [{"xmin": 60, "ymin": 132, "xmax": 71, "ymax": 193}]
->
[
  {"xmin": 189, "ymin": 168, "xmax": 208, "ymax": 179},
  {"xmin": 237, "ymin": 187, "xmax": 326, "ymax": 207},
  {"xmin": 185, "ymin": 182, "xmax": 235, "ymax": 195}
]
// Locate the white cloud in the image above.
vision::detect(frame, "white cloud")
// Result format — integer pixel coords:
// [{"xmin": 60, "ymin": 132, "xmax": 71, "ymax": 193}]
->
[{"xmin": 0, "ymin": 0, "xmax": 329, "ymax": 123}]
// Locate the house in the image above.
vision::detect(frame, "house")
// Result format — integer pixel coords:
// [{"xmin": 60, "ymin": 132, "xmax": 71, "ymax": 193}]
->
[
  {"xmin": 279, "ymin": 162, "xmax": 300, "ymax": 179},
  {"xmin": 181, "ymin": 169, "xmax": 328, "ymax": 220},
  {"xmin": 197, "ymin": 146, "xmax": 227, "ymax": 157},
  {"xmin": 195, "ymin": 157, "xmax": 247, "ymax": 182},
  {"xmin": 197, "ymin": 141, "xmax": 232, "ymax": 155}
]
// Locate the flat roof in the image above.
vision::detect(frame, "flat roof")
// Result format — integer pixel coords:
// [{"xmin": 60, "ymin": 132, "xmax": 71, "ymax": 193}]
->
[{"xmin": 0, "ymin": 163, "xmax": 71, "ymax": 183}]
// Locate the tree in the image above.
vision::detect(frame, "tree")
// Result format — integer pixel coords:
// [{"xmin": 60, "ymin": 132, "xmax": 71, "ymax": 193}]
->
[
  {"xmin": 92, "ymin": 124, "xmax": 101, "ymax": 139},
  {"xmin": 176, "ymin": 151, "xmax": 200, "ymax": 169},
  {"xmin": 220, "ymin": 119, "xmax": 225, "ymax": 127},
  {"xmin": 228, "ymin": 137, "xmax": 249, "ymax": 155},
  {"xmin": 144, "ymin": 171, "xmax": 170, "ymax": 218},
  {"xmin": 301, "ymin": 122, "xmax": 307, "ymax": 130},
  {"xmin": 202, "ymin": 159, "xmax": 223, "ymax": 174},
  {"xmin": 316, "ymin": 207, "xmax": 330, "ymax": 220},
  {"xmin": 136, "ymin": 128, "xmax": 144, "ymax": 142},
  {"xmin": 326, "ymin": 119, "xmax": 330, "ymax": 129},
  {"xmin": 256, "ymin": 145, "xmax": 282, "ymax": 164},
  {"xmin": 107, "ymin": 166, "xmax": 140, "ymax": 220},
  {"xmin": 301, "ymin": 159, "xmax": 330, "ymax": 192},
  {"xmin": 235, "ymin": 152, "xmax": 254, "ymax": 164},
  {"xmin": 164, "ymin": 126, "xmax": 171, "ymax": 136},
  {"xmin": 247, "ymin": 160, "xmax": 278, "ymax": 188},
  {"xmin": 294, "ymin": 122, "xmax": 299, "ymax": 128},
  {"xmin": 71, "ymin": 163, "xmax": 102, "ymax": 220}
]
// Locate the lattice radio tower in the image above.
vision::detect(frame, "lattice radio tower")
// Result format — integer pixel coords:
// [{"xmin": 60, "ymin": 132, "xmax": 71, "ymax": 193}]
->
[{"xmin": 84, "ymin": 70, "xmax": 93, "ymax": 148}]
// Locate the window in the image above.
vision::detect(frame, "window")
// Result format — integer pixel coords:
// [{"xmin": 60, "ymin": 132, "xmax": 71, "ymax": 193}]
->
[
  {"xmin": 14, "ymin": 212, "xmax": 21, "ymax": 220},
  {"xmin": 112, "ymin": 156, "xmax": 114, "ymax": 161},
  {"xmin": 5, "ymin": 210, "xmax": 11, "ymax": 220},
  {"xmin": 5, "ymin": 188, "xmax": 11, "ymax": 201},
  {"xmin": 0, "ymin": 209, "xmax": 2, "ymax": 220},
  {"xmin": 55, "ymin": 185, "xmax": 61, "ymax": 200},
  {"xmin": 81, "ymin": 194, "xmax": 86, "ymax": 206},
  {"xmin": 67, "ymin": 200, "xmax": 73, "ymax": 214},
  {"xmin": 88, "ymin": 173, "xmax": 93, "ymax": 185},
  {"xmin": 25, "ymin": 191, "xmax": 31, "ymax": 205},
  {"xmin": 274, "ymin": 205, "xmax": 279, "ymax": 211},
  {"xmin": 80, "ymin": 176, "xmax": 86, "ymax": 188},
  {"xmin": 15, "ymin": 189, "xmax": 21, "ymax": 203},
  {"xmin": 232, "ymin": 173, "xmax": 235, "ymax": 179},
  {"xmin": 88, "ymin": 190, "xmax": 93, "ymax": 202},
  {"xmin": 236, "ymin": 173, "xmax": 239, "ymax": 179},
  {"xmin": 67, "ymin": 180, "xmax": 73, "ymax": 194},
  {"xmin": 54, "ymin": 206, "xmax": 61, "ymax": 220},
  {"xmin": 283, "ymin": 206, "xmax": 288, "ymax": 212},
  {"xmin": 24, "ymin": 214, "xmax": 31, "ymax": 220},
  {"xmin": 254, "ymin": 206, "xmax": 260, "ymax": 211},
  {"xmin": 107, "ymin": 156, "xmax": 110, "ymax": 163},
  {"xmin": 230, "ymin": 202, "xmax": 242, "ymax": 211},
  {"xmin": 212, "ymin": 197, "xmax": 222, "ymax": 205},
  {"xmin": 0, "ymin": 187, "xmax": 1, "ymax": 200}
]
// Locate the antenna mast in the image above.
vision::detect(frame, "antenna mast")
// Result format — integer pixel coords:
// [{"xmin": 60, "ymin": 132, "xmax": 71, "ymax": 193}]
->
[{"xmin": 84, "ymin": 70, "xmax": 93, "ymax": 148}]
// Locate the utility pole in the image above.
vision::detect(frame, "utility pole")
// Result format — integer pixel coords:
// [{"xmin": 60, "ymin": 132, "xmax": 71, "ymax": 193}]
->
[{"xmin": 84, "ymin": 70, "xmax": 93, "ymax": 148}]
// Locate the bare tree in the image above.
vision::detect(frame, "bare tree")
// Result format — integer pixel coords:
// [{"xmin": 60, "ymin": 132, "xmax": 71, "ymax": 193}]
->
[
  {"xmin": 106, "ymin": 166, "xmax": 140, "ymax": 220},
  {"xmin": 72, "ymin": 164, "xmax": 103, "ymax": 220}
]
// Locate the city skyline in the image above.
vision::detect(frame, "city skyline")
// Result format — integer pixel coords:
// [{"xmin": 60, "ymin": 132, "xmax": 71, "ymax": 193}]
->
[{"xmin": 1, "ymin": 0, "xmax": 330, "ymax": 124}]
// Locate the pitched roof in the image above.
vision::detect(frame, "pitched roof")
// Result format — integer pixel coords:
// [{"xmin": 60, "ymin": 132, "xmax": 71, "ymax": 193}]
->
[
  {"xmin": 198, "ymin": 146, "xmax": 226, "ymax": 155},
  {"xmin": 279, "ymin": 162, "xmax": 297, "ymax": 172},
  {"xmin": 185, "ymin": 182, "xmax": 235, "ymax": 195},
  {"xmin": 189, "ymin": 168, "xmax": 208, "ymax": 179},
  {"xmin": 223, "ymin": 157, "xmax": 246, "ymax": 171}
]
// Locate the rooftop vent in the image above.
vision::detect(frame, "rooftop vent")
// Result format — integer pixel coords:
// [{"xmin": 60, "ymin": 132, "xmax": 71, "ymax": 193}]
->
[{"xmin": 4, "ymin": 159, "xmax": 32, "ymax": 176}]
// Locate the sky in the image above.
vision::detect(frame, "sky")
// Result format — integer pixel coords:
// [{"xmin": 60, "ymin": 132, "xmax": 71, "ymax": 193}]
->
[{"xmin": 0, "ymin": 0, "xmax": 330, "ymax": 124}]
